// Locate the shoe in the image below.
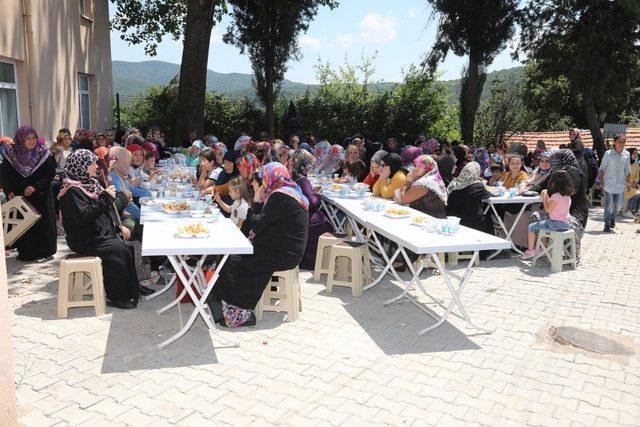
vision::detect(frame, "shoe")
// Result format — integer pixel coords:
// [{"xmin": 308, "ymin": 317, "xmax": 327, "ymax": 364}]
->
[
  {"xmin": 603, "ymin": 225, "xmax": 611, "ymax": 233},
  {"xmin": 139, "ymin": 285, "xmax": 155, "ymax": 296},
  {"xmin": 623, "ymin": 211, "xmax": 636, "ymax": 219},
  {"xmin": 610, "ymin": 219, "xmax": 616, "ymax": 229},
  {"xmin": 107, "ymin": 300, "xmax": 137, "ymax": 309},
  {"xmin": 520, "ymin": 249, "xmax": 538, "ymax": 260}
]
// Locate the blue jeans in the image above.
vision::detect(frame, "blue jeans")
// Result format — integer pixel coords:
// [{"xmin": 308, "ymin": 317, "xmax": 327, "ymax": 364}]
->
[
  {"xmin": 528, "ymin": 219, "xmax": 570, "ymax": 233},
  {"xmin": 604, "ymin": 191, "xmax": 623, "ymax": 225}
]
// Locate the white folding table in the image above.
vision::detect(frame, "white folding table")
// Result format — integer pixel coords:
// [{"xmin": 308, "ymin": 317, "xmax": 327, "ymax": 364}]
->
[
  {"xmin": 482, "ymin": 195, "xmax": 542, "ymax": 259},
  {"xmin": 141, "ymin": 218, "xmax": 253, "ymax": 349}
]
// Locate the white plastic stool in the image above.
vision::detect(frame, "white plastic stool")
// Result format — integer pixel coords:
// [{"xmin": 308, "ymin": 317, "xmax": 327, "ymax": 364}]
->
[
  {"xmin": 256, "ymin": 267, "xmax": 301, "ymax": 321},
  {"xmin": 58, "ymin": 255, "xmax": 106, "ymax": 318},
  {"xmin": 447, "ymin": 252, "xmax": 479, "ymax": 267},
  {"xmin": 326, "ymin": 241, "xmax": 371, "ymax": 297},
  {"xmin": 314, "ymin": 232, "xmax": 349, "ymax": 280},
  {"xmin": 532, "ymin": 229, "xmax": 577, "ymax": 273}
]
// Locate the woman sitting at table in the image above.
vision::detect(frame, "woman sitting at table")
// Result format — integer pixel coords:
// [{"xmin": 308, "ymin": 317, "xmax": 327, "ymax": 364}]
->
[
  {"xmin": 446, "ymin": 162, "xmax": 493, "ymax": 234},
  {"xmin": 502, "ymin": 154, "xmax": 529, "ymax": 188},
  {"xmin": 186, "ymin": 140, "xmax": 205, "ymax": 167},
  {"xmin": 207, "ymin": 162, "xmax": 309, "ymax": 327},
  {"xmin": 362, "ymin": 149, "xmax": 387, "ymax": 191},
  {"xmin": 59, "ymin": 149, "xmax": 139, "ymax": 309},
  {"xmin": 373, "ymin": 153, "xmax": 406, "ymax": 199},
  {"xmin": 401, "ymin": 146, "xmax": 423, "ymax": 172},
  {"xmin": 395, "ymin": 155, "xmax": 447, "ymax": 219},
  {"xmin": 340, "ymin": 144, "xmax": 366, "ymax": 182},
  {"xmin": 522, "ymin": 150, "xmax": 551, "ymax": 190},
  {"xmin": 313, "ymin": 140, "xmax": 333, "ymax": 175},
  {"xmin": 196, "ymin": 148, "xmax": 223, "ymax": 189},
  {"xmin": 289, "ymin": 149, "xmax": 334, "ymax": 270},
  {"xmin": 235, "ymin": 153, "xmax": 261, "ymax": 234},
  {"xmin": 109, "ymin": 146, "xmax": 146, "ymax": 220},
  {"xmin": 202, "ymin": 150, "xmax": 239, "ymax": 202}
]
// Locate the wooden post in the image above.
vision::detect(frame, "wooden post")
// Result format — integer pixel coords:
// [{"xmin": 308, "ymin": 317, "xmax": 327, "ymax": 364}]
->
[{"xmin": 0, "ymin": 213, "xmax": 18, "ymax": 426}]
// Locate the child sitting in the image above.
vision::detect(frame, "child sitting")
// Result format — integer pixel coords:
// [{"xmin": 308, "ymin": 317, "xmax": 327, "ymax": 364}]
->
[
  {"xmin": 214, "ymin": 177, "xmax": 250, "ymax": 229},
  {"xmin": 521, "ymin": 170, "xmax": 573, "ymax": 260},
  {"xmin": 142, "ymin": 152, "xmax": 162, "ymax": 180},
  {"xmin": 487, "ymin": 163, "xmax": 504, "ymax": 186}
]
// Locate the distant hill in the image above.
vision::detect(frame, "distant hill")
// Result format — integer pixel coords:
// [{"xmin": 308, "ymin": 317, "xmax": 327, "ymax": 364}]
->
[{"xmin": 112, "ymin": 60, "xmax": 524, "ymax": 104}]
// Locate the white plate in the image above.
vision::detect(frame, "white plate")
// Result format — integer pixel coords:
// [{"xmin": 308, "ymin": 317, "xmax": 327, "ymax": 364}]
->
[
  {"xmin": 383, "ymin": 213, "xmax": 411, "ymax": 219},
  {"xmin": 174, "ymin": 232, "xmax": 210, "ymax": 239}
]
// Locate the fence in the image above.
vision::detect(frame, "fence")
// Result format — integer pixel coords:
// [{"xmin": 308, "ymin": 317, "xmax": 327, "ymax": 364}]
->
[{"xmin": 113, "ymin": 92, "xmax": 147, "ymax": 130}]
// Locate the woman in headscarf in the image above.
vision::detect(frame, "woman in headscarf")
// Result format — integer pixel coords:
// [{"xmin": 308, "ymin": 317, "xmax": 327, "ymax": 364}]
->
[
  {"xmin": 313, "ymin": 140, "xmax": 333, "ymax": 175},
  {"xmin": 234, "ymin": 135, "xmax": 251, "ymax": 152},
  {"xmin": 186, "ymin": 140, "xmax": 205, "ymax": 167},
  {"xmin": 524, "ymin": 151, "xmax": 552, "ymax": 190},
  {"xmin": 273, "ymin": 142, "xmax": 291, "ymax": 165},
  {"xmin": 207, "ymin": 162, "xmax": 309, "ymax": 327},
  {"xmin": 473, "ymin": 148, "xmax": 490, "ymax": 175},
  {"xmin": 255, "ymin": 141, "xmax": 272, "ymax": 165},
  {"xmin": 529, "ymin": 149, "xmax": 588, "ymax": 261},
  {"xmin": 59, "ymin": 150, "xmax": 139, "ymax": 309},
  {"xmin": 421, "ymin": 138, "xmax": 440, "ymax": 156},
  {"xmin": 384, "ymin": 137, "xmax": 403, "ymax": 155},
  {"xmin": 401, "ymin": 146, "xmax": 423, "ymax": 172},
  {"xmin": 94, "ymin": 147, "xmax": 111, "ymax": 187},
  {"xmin": 288, "ymin": 149, "xmax": 334, "ymax": 270},
  {"xmin": 299, "ymin": 142, "xmax": 314, "ymax": 156},
  {"xmin": 330, "ymin": 144, "xmax": 345, "ymax": 177},
  {"xmin": 341, "ymin": 144, "xmax": 366, "ymax": 182},
  {"xmin": 108, "ymin": 146, "xmax": 142, "ymax": 220},
  {"xmin": 396, "ymin": 155, "xmax": 447, "ymax": 219},
  {"xmin": 362, "ymin": 149, "xmax": 388, "ymax": 191},
  {"xmin": 446, "ymin": 162, "xmax": 494, "ymax": 234},
  {"xmin": 452, "ymin": 145, "xmax": 469, "ymax": 178},
  {"xmin": 235, "ymin": 153, "xmax": 261, "ymax": 235},
  {"xmin": 0, "ymin": 126, "xmax": 57, "ymax": 261},
  {"xmin": 50, "ymin": 130, "xmax": 73, "ymax": 169},
  {"xmin": 373, "ymin": 153, "xmax": 406, "ymax": 199}
]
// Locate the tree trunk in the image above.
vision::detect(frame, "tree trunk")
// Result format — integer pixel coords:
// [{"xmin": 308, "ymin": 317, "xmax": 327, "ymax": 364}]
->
[
  {"xmin": 174, "ymin": 0, "xmax": 215, "ymax": 146},
  {"xmin": 265, "ymin": 71, "xmax": 275, "ymax": 140},
  {"xmin": 582, "ymin": 87, "xmax": 606, "ymax": 162},
  {"xmin": 459, "ymin": 56, "xmax": 487, "ymax": 146}
]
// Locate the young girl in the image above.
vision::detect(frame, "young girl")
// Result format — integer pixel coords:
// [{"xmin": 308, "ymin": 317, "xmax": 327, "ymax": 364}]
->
[
  {"xmin": 215, "ymin": 177, "xmax": 250, "ymax": 229},
  {"xmin": 521, "ymin": 170, "xmax": 574, "ymax": 260}
]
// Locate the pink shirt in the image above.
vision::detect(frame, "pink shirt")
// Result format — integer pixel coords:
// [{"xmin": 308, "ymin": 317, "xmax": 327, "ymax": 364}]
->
[{"xmin": 549, "ymin": 193, "xmax": 571, "ymax": 222}]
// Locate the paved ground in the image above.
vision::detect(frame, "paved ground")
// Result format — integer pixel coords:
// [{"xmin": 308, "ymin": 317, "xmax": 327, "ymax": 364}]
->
[{"xmin": 7, "ymin": 206, "xmax": 640, "ymax": 426}]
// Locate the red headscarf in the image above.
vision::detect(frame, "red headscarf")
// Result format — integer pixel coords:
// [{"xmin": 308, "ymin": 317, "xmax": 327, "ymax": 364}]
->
[{"xmin": 126, "ymin": 144, "xmax": 144, "ymax": 154}]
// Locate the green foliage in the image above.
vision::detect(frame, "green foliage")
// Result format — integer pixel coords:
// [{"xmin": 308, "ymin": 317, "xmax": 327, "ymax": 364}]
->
[
  {"xmin": 291, "ymin": 59, "xmax": 459, "ymax": 143},
  {"xmin": 117, "ymin": 84, "xmax": 265, "ymax": 144}
]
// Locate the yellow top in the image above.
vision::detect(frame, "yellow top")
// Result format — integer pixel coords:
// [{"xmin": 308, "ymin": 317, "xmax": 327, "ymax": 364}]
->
[
  {"xmin": 373, "ymin": 171, "xmax": 407, "ymax": 199},
  {"xmin": 502, "ymin": 170, "xmax": 529, "ymax": 189},
  {"xmin": 625, "ymin": 162, "xmax": 639, "ymax": 200}
]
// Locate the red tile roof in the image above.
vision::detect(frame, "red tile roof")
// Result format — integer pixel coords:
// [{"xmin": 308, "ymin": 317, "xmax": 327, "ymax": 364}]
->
[{"xmin": 505, "ymin": 128, "xmax": 640, "ymax": 151}]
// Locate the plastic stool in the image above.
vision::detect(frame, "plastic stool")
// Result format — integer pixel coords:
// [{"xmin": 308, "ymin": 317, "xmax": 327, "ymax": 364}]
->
[
  {"xmin": 58, "ymin": 255, "xmax": 106, "ymax": 318},
  {"xmin": 447, "ymin": 251, "xmax": 479, "ymax": 267},
  {"xmin": 256, "ymin": 267, "xmax": 301, "ymax": 321},
  {"xmin": 314, "ymin": 232, "xmax": 348, "ymax": 280},
  {"xmin": 326, "ymin": 241, "xmax": 371, "ymax": 297},
  {"xmin": 532, "ymin": 229, "xmax": 577, "ymax": 273}
]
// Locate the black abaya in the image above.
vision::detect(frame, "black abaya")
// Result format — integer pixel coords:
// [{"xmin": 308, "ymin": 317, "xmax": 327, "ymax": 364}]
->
[
  {"xmin": 0, "ymin": 156, "xmax": 57, "ymax": 261},
  {"xmin": 210, "ymin": 192, "xmax": 308, "ymax": 309},
  {"xmin": 59, "ymin": 187, "xmax": 139, "ymax": 303}
]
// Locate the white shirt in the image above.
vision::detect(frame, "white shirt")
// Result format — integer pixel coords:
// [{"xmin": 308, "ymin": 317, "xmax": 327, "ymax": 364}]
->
[
  {"xmin": 230, "ymin": 199, "xmax": 249, "ymax": 225},
  {"xmin": 208, "ymin": 167, "xmax": 223, "ymax": 182},
  {"xmin": 600, "ymin": 149, "xmax": 630, "ymax": 194}
]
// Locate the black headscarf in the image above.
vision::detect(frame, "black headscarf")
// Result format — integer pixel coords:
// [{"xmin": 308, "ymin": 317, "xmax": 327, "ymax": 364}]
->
[
  {"xmin": 550, "ymin": 149, "xmax": 582, "ymax": 176},
  {"xmin": 382, "ymin": 153, "xmax": 403, "ymax": 177}
]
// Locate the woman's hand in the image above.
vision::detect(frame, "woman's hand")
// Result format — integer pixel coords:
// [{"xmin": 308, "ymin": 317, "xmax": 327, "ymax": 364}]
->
[
  {"xmin": 214, "ymin": 191, "xmax": 222, "ymax": 204},
  {"xmin": 253, "ymin": 180, "xmax": 263, "ymax": 203},
  {"xmin": 121, "ymin": 226, "xmax": 131, "ymax": 240},
  {"xmin": 379, "ymin": 166, "xmax": 391, "ymax": 181},
  {"xmin": 104, "ymin": 185, "xmax": 117, "ymax": 199},
  {"xmin": 131, "ymin": 177, "xmax": 142, "ymax": 187},
  {"xmin": 313, "ymin": 185, "xmax": 322, "ymax": 194},
  {"xmin": 23, "ymin": 186, "xmax": 36, "ymax": 196}
]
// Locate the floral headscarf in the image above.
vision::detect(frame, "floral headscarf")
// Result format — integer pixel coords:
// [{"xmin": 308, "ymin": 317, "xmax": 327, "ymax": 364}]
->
[
  {"xmin": 256, "ymin": 141, "xmax": 271, "ymax": 162},
  {"xmin": 550, "ymin": 149, "xmax": 582, "ymax": 177},
  {"xmin": 234, "ymin": 135, "xmax": 251, "ymax": 152},
  {"xmin": 59, "ymin": 149, "xmax": 103, "ymax": 200},
  {"xmin": 236, "ymin": 152, "xmax": 261, "ymax": 176},
  {"xmin": 402, "ymin": 146, "xmax": 423, "ymax": 168},
  {"xmin": 447, "ymin": 161, "xmax": 482, "ymax": 193},
  {"xmin": 289, "ymin": 149, "xmax": 316, "ymax": 180},
  {"xmin": 145, "ymin": 141, "xmax": 159, "ymax": 160},
  {"xmin": 213, "ymin": 142, "xmax": 228, "ymax": 158},
  {"xmin": 473, "ymin": 148, "xmax": 490, "ymax": 173},
  {"xmin": 3, "ymin": 126, "xmax": 50, "ymax": 177},
  {"xmin": 330, "ymin": 144, "xmax": 345, "ymax": 163},
  {"xmin": 412, "ymin": 155, "xmax": 448, "ymax": 203},
  {"xmin": 261, "ymin": 162, "xmax": 309, "ymax": 211},
  {"xmin": 421, "ymin": 138, "xmax": 440, "ymax": 155},
  {"xmin": 299, "ymin": 142, "xmax": 314, "ymax": 155},
  {"xmin": 313, "ymin": 140, "xmax": 333, "ymax": 173}
]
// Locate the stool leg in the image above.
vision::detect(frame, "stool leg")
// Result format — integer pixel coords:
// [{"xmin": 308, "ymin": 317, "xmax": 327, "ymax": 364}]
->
[
  {"xmin": 255, "ymin": 292, "xmax": 264, "ymax": 321},
  {"xmin": 57, "ymin": 263, "xmax": 70, "ymax": 319},
  {"xmin": 551, "ymin": 236, "xmax": 562, "ymax": 273},
  {"xmin": 351, "ymin": 255, "xmax": 363, "ymax": 298},
  {"xmin": 447, "ymin": 252, "xmax": 458, "ymax": 267},
  {"xmin": 91, "ymin": 261, "xmax": 106, "ymax": 316},
  {"xmin": 326, "ymin": 250, "xmax": 337, "ymax": 294},
  {"xmin": 362, "ymin": 247, "xmax": 372, "ymax": 283},
  {"xmin": 313, "ymin": 241, "xmax": 326, "ymax": 281},
  {"xmin": 287, "ymin": 275, "xmax": 299, "ymax": 321}
]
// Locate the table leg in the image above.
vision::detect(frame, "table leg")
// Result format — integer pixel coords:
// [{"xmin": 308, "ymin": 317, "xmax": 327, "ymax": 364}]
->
[
  {"xmin": 321, "ymin": 200, "xmax": 343, "ymax": 232},
  {"xmin": 417, "ymin": 251, "xmax": 493, "ymax": 336},
  {"xmin": 487, "ymin": 202, "xmax": 532, "ymax": 259},
  {"xmin": 158, "ymin": 255, "xmax": 239, "ymax": 349},
  {"xmin": 363, "ymin": 230, "xmax": 404, "ymax": 291},
  {"xmin": 145, "ymin": 273, "xmax": 176, "ymax": 301}
]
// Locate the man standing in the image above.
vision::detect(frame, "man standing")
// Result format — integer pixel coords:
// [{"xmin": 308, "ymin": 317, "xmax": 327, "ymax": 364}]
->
[{"xmin": 598, "ymin": 134, "xmax": 631, "ymax": 232}]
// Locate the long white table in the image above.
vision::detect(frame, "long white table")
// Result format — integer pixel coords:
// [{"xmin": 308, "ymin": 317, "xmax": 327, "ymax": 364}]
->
[
  {"xmin": 319, "ymin": 191, "xmax": 511, "ymax": 335},
  {"xmin": 141, "ymin": 217, "xmax": 253, "ymax": 349},
  {"xmin": 482, "ymin": 194, "xmax": 542, "ymax": 259}
]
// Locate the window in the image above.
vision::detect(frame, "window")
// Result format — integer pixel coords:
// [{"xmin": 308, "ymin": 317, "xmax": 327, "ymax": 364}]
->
[
  {"xmin": 78, "ymin": 74, "xmax": 91, "ymax": 129},
  {"xmin": 0, "ymin": 61, "xmax": 19, "ymax": 138}
]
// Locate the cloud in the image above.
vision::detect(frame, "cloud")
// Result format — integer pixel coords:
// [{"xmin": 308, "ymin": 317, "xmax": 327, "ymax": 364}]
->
[
  {"xmin": 299, "ymin": 35, "xmax": 326, "ymax": 51},
  {"xmin": 359, "ymin": 12, "xmax": 397, "ymax": 44},
  {"xmin": 337, "ymin": 12, "xmax": 398, "ymax": 48}
]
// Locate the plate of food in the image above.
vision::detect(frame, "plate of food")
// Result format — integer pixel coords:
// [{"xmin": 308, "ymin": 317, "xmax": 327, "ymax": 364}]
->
[
  {"xmin": 328, "ymin": 183, "xmax": 344, "ymax": 192},
  {"xmin": 383, "ymin": 208, "xmax": 411, "ymax": 219},
  {"xmin": 175, "ymin": 222, "xmax": 210, "ymax": 238},
  {"xmin": 411, "ymin": 215, "xmax": 428, "ymax": 226},
  {"xmin": 163, "ymin": 201, "xmax": 190, "ymax": 214}
]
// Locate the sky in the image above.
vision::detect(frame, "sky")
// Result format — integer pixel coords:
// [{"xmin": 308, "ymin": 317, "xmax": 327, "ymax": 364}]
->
[{"xmin": 109, "ymin": 1, "xmax": 522, "ymax": 84}]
